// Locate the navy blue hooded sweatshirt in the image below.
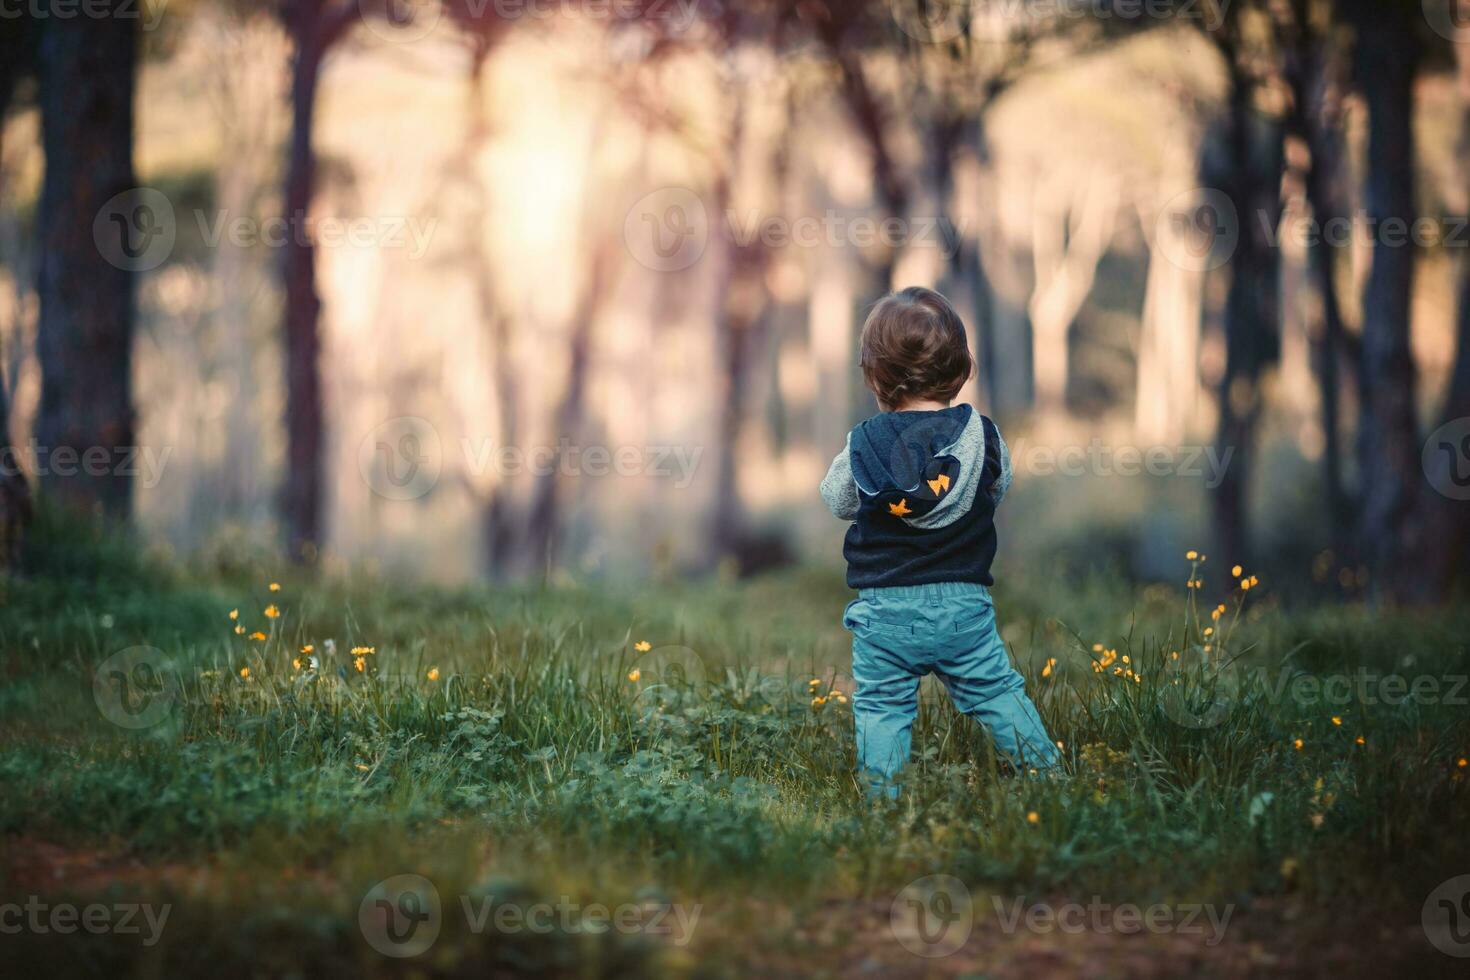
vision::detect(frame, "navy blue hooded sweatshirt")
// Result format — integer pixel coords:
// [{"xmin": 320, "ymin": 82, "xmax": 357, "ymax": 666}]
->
[{"xmin": 819, "ymin": 405, "xmax": 1011, "ymax": 589}]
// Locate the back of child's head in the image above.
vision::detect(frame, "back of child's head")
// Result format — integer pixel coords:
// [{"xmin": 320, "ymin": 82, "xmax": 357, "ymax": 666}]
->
[{"xmin": 858, "ymin": 286, "xmax": 972, "ymax": 411}]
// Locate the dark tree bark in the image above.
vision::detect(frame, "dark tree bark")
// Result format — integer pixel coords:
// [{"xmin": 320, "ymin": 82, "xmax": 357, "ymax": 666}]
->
[
  {"xmin": 1415, "ymin": 46, "xmax": 1470, "ymax": 600},
  {"xmin": 0, "ymin": 20, "xmax": 34, "ymax": 565},
  {"xmin": 1283, "ymin": 2, "xmax": 1354, "ymax": 560},
  {"xmin": 277, "ymin": 1, "xmax": 359, "ymax": 562},
  {"xmin": 35, "ymin": 7, "xmax": 137, "ymax": 521},
  {"xmin": 0, "ymin": 337, "xmax": 29, "ymax": 567},
  {"xmin": 1348, "ymin": 1, "xmax": 1420, "ymax": 597},
  {"xmin": 1211, "ymin": 54, "xmax": 1284, "ymax": 573}
]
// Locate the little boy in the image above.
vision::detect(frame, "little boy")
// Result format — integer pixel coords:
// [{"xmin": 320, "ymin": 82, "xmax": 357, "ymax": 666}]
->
[{"xmin": 820, "ymin": 286, "xmax": 1059, "ymax": 796}]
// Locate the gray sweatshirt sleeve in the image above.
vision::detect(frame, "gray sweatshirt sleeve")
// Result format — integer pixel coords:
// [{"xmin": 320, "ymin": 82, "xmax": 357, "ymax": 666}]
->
[
  {"xmin": 820, "ymin": 441, "xmax": 860, "ymax": 520},
  {"xmin": 988, "ymin": 427, "xmax": 1013, "ymax": 505}
]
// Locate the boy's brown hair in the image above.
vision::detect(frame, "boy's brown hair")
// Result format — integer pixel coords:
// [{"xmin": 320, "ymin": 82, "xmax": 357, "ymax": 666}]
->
[{"xmin": 858, "ymin": 287, "xmax": 972, "ymax": 411}]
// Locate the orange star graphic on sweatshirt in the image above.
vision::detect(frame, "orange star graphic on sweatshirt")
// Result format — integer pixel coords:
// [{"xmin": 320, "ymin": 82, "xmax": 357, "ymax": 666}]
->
[{"xmin": 888, "ymin": 498, "xmax": 912, "ymax": 517}]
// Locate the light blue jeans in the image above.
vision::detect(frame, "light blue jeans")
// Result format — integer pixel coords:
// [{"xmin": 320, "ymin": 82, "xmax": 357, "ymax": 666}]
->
[{"xmin": 844, "ymin": 582, "xmax": 1060, "ymax": 796}]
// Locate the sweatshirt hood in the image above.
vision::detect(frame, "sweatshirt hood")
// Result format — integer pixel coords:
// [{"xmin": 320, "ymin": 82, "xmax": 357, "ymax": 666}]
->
[{"xmin": 848, "ymin": 405, "xmax": 986, "ymax": 528}]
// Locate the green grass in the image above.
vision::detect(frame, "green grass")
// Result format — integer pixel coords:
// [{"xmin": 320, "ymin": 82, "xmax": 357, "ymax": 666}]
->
[{"xmin": 2, "ymin": 519, "xmax": 1468, "ymax": 976}]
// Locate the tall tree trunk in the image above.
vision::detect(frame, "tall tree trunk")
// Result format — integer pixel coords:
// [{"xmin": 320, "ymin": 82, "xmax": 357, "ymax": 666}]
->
[
  {"xmin": 1211, "ymin": 66, "xmax": 1284, "ymax": 572},
  {"xmin": 0, "ymin": 26, "xmax": 33, "ymax": 564},
  {"xmin": 457, "ymin": 40, "xmax": 520, "ymax": 580},
  {"xmin": 1027, "ymin": 175, "xmax": 1117, "ymax": 414},
  {"xmin": 931, "ymin": 114, "xmax": 1001, "ymax": 413},
  {"xmin": 1296, "ymin": 27, "xmax": 1355, "ymax": 561},
  {"xmin": 280, "ymin": 11, "xmax": 328, "ymax": 563},
  {"xmin": 520, "ymin": 246, "xmax": 612, "ymax": 580},
  {"xmin": 35, "ymin": 8, "xmax": 137, "ymax": 522},
  {"xmin": 1135, "ymin": 212, "xmax": 1204, "ymax": 443},
  {"xmin": 0, "ymin": 335, "xmax": 29, "ymax": 567},
  {"xmin": 1414, "ymin": 39, "xmax": 1470, "ymax": 599},
  {"xmin": 1349, "ymin": 3, "xmax": 1420, "ymax": 597}
]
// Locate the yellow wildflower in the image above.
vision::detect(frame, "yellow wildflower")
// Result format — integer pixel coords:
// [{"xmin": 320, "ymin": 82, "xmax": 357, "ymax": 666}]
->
[
  {"xmin": 428, "ymin": 667, "xmax": 440, "ymax": 681},
  {"xmin": 627, "ymin": 668, "xmax": 640, "ymax": 682},
  {"xmin": 1231, "ymin": 565, "xmax": 1242, "ymax": 577},
  {"xmin": 301, "ymin": 644, "xmax": 314, "ymax": 654},
  {"xmin": 269, "ymin": 582, "xmax": 281, "ymax": 592},
  {"xmin": 1186, "ymin": 550, "xmax": 1198, "ymax": 560},
  {"xmin": 1293, "ymin": 738, "xmax": 1304, "ymax": 750},
  {"xmin": 292, "ymin": 658, "xmax": 302, "ymax": 670},
  {"xmin": 634, "ymin": 640, "xmax": 651, "ymax": 652},
  {"xmin": 351, "ymin": 646, "xmax": 375, "ymax": 656},
  {"xmin": 1355, "ymin": 736, "xmax": 1365, "ymax": 746},
  {"xmin": 264, "ymin": 605, "xmax": 280, "ymax": 619},
  {"xmin": 239, "ymin": 666, "xmax": 250, "ymax": 679},
  {"xmin": 1331, "ymin": 716, "xmax": 1342, "ymax": 726},
  {"xmin": 1026, "ymin": 811, "xmax": 1040, "ymax": 825},
  {"xmin": 249, "ymin": 631, "xmax": 266, "ymax": 641},
  {"xmin": 234, "ymin": 625, "xmax": 245, "ymax": 635},
  {"xmin": 354, "ymin": 656, "xmax": 366, "ymax": 672},
  {"xmin": 228, "ymin": 609, "xmax": 239, "ymax": 621},
  {"xmin": 1041, "ymin": 658, "xmax": 1056, "ymax": 678}
]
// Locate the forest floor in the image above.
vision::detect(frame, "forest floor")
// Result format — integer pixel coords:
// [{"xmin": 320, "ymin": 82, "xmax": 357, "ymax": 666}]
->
[{"xmin": 2, "ymin": 518, "xmax": 1468, "ymax": 977}]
